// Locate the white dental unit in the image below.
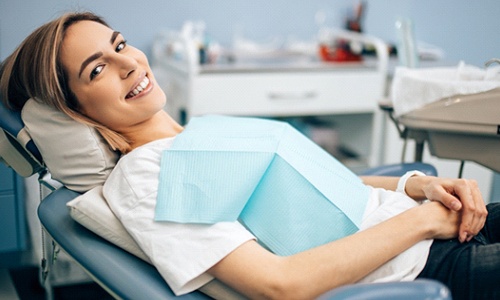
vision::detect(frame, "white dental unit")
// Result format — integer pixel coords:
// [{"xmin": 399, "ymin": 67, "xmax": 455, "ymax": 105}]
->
[
  {"xmin": 383, "ymin": 63, "xmax": 500, "ymax": 202},
  {"xmin": 398, "ymin": 88, "xmax": 500, "ymax": 173}
]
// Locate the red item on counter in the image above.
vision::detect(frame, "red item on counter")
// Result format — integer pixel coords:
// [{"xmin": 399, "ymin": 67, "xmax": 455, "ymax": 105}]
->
[{"xmin": 319, "ymin": 44, "xmax": 362, "ymax": 62}]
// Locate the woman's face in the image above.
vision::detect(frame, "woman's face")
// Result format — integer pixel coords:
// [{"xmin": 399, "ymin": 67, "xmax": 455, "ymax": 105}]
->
[{"xmin": 60, "ymin": 20, "xmax": 166, "ymax": 132}]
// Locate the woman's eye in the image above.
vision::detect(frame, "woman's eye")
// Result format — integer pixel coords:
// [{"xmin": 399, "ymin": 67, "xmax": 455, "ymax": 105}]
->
[
  {"xmin": 116, "ymin": 40, "xmax": 127, "ymax": 52},
  {"xmin": 90, "ymin": 65, "xmax": 104, "ymax": 80}
]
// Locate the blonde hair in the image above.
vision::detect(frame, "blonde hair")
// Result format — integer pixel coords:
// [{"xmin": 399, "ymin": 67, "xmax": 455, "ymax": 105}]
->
[{"xmin": 0, "ymin": 12, "xmax": 131, "ymax": 153}]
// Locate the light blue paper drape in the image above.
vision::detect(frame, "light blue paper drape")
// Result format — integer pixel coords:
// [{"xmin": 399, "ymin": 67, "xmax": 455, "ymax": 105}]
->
[{"xmin": 155, "ymin": 115, "xmax": 369, "ymax": 256}]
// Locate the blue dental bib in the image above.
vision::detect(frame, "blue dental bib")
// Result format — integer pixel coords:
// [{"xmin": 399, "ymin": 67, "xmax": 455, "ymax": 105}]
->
[{"xmin": 155, "ymin": 115, "xmax": 369, "ymax": 256}]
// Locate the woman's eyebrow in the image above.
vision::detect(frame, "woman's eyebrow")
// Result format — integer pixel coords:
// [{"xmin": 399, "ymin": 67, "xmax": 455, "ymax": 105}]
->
[
  {"xmin": 110, "ymin": 31, "xmax": 120, "ymax": 44},
  {"xmin": 78, "ymin": 31, "xmax": 121, "ymax": 78}
]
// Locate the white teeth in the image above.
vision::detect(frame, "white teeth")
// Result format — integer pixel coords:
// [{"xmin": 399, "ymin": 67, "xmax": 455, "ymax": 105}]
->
[{"xmin": 128, "ymin": 76, "xmax": 150, "ymax": 98}]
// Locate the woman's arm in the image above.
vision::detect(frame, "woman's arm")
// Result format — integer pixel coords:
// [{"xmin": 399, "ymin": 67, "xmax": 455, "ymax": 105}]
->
[
  {"xmin": 359, "ymin": 175, "xmax": 399, "ymax": 191},
  {"xmin": 208, "ymin": 201, "xmax": 459, "ymax": 300},
  {"xmin": 361, "ymin": 175, "xmax": 488, "ymax": 243}
]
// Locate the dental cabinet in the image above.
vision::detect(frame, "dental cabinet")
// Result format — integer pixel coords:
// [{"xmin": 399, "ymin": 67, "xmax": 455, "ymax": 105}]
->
[{"xmin": 152, "ymin": 29, "xmax": 389, "ymax": 170}]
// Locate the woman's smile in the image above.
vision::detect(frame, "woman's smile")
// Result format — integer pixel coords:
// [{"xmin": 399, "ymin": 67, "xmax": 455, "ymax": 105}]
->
[{"xmin": 126, "ymin": 74, "xmax": 153, "ymax": 100}]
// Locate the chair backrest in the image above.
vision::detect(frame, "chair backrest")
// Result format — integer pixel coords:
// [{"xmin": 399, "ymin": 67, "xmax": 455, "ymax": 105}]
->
[{"xmin": 0, "ymin": 98, "xmax": 45, "ymax": 177}]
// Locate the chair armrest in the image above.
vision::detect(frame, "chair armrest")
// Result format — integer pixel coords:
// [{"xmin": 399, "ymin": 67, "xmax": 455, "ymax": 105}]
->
[
  {"xmin": 318, "ymin": 280, "xmax": 451, "ymax": 300},
  {"xmin": 360, "ymin": 162, "xmax": 437, "ymax": 177}
]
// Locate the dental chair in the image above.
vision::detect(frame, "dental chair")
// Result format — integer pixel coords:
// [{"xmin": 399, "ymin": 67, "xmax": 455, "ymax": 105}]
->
[{"xmin": 0, "ymin": 96, "xmax": 451, "ymax": 299}]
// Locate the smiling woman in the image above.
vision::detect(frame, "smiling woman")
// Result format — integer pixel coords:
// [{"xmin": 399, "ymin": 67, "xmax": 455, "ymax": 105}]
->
[
  {"xmin": 1, "ymin": 11, "xmax": 500, "ymax": 300},
  {"xmin": 0, "ymin": 12, "xmax": 181, "ymax": 153},
  {"xmin": 59, "ymin": 20, "xmax": 178, "ymax": 149}
]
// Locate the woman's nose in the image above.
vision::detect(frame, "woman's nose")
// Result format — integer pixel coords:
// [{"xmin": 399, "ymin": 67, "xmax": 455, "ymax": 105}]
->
[{"xmin": 117, "ymin": 54, "xmax": 138, "ymax": 78}]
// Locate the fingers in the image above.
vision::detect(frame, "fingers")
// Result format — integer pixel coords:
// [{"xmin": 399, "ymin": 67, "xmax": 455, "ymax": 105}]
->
[
  {"xmin": 466, "ymin": 180, "xmax": 487, "ymax": 239},
  {"xmin": 413, "ymin": 176, "xmax": 487, "ymax": 243},
  {"xmin": 455, "ymin": 180, "xmax": 475, "ymax": 242},
  {"xmin": 422, "ymin": 179, "xmax": 462, "ymax": 212},
  {"xmin": 438, "ymin": 191, "xmax": 462, "ymax": 211},
  {"xmin": 454, "ymin": 179, "xmax": 487, "ymax": 242},
  {"xmin": 423, "ymin": 178, "xmax": 487, "ymax": 243}
]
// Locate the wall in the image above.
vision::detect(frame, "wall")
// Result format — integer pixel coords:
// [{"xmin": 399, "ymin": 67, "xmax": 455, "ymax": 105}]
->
[
  {"xmin": 2, "ymin": 0, "xmax": 500, "ymax": 66},
  {"xmin": 365, "ymin": 0, "xmax": 500, "ymax": 67}
]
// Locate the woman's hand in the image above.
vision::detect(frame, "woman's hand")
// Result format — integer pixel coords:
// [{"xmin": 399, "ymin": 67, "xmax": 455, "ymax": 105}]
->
[
  {"xmin": 407, "ymin": 176, "xmax": 488, "ymax": 243},
  {"xmin": 418, "ymin": 200, "xmax": 461, "ymax": 240}
]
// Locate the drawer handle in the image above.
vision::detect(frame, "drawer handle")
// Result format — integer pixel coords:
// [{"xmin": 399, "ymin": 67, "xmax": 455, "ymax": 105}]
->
[{"xmin": 268, "ymin": 91, "xmax": 317, "ymax": 100}]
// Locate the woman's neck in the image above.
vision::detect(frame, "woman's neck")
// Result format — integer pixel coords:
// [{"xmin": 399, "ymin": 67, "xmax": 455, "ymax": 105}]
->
[{"xmin": 124, "ymin": 110, "xmax": 183, "ymax": 151}]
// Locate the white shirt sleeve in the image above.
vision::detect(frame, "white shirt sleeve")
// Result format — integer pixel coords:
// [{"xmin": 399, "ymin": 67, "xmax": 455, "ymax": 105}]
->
[{"xmin": 103, "ymin": 138, "xmax": 255, "ymax": 295}]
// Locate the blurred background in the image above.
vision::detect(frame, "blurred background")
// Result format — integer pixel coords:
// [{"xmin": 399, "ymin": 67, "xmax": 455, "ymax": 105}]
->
[{"xmin": 1, "ymin": 0, "xmax": 500, "ymax": 66}]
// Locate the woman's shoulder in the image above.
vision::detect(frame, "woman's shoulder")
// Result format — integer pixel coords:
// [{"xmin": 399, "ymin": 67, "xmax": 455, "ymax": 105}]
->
[
  {"xmin": 104, "ymin": 137, "xmax": 175, "ymax": 204},
  {"xmin": 114, "ymin": 137, "xmax": 175, "ymax": 177}
]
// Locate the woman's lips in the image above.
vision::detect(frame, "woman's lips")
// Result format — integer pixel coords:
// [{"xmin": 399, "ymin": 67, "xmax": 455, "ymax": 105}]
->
[{"xmin": 126, "ymin": 75, "xmax": 152, "ymax": 99}]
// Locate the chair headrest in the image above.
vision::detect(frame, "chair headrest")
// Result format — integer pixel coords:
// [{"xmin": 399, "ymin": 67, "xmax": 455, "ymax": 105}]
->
[{"xmin": 21, "ymin": 99, "xmax": 119, "ymax": 192}]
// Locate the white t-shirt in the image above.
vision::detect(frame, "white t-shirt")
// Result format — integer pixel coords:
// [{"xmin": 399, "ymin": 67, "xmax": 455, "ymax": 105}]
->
[{"xmin": 103, "ymin": 137, "xmax": 432, "ymax": 296}]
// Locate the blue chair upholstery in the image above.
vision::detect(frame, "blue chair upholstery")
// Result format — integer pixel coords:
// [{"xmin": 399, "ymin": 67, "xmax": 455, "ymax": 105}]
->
[
  {"xmin": 319, "ymin": 279, "xmax": 451, "ymax": 300},
  {"xmin": 38, "ymin": 187, "xmax": 209, "ymax": 300},
  {"xmin": 360, "ymin": 162, "xmax": 437, "ymax": 177},
  {"xmin": 0, "ymin": 96, "xmax": 450, "ymax": 299},
  {"xmin": 0, "ymin": 101, "xmax": 42, "ymax": 164}
]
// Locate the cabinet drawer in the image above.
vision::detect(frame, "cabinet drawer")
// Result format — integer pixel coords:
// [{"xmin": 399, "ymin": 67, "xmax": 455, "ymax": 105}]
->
[{"xmin": 190, "ymin": 71, "xmax": 383, "ymax": 117}]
